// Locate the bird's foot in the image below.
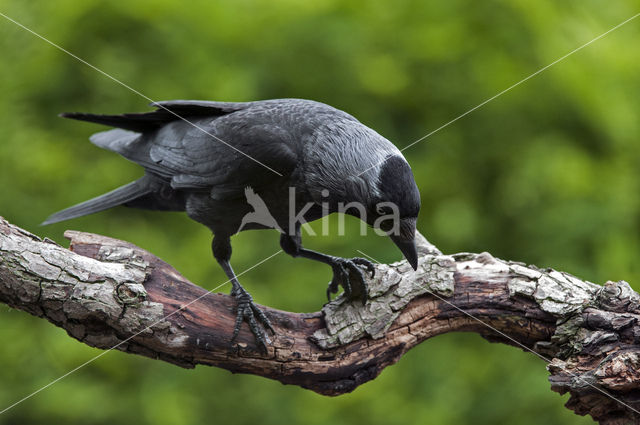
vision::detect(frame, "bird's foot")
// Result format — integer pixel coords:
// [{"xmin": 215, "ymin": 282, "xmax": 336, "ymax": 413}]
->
[
  {"xmin": 230, "ymin": 286, "xmax": 274, "ymax": 353},
  {"xmin": 326, "ymin": 257, "xmax": 376, "ymax": 303}
]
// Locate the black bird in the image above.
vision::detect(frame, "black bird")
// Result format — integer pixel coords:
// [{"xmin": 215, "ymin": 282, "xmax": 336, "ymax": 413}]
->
[{"xmin": 44, "ymin": 99, "xmax": 421, "ymax": 350}]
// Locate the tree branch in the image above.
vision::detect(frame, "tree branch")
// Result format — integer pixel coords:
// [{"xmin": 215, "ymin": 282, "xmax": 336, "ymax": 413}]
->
[{"xmin": 1, "ymin": 217, "xmax": 638, "ymax": 424}]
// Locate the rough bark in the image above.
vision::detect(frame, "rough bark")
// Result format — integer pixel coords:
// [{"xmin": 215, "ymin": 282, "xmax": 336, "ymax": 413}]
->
[{"xmin": 0, "ymin": 216, "xmax": 639, "ymax": 424}]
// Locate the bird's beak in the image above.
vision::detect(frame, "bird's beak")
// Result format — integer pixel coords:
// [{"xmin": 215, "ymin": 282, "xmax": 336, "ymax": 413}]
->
[{"xmin": 390, "ymin": 234, "xmax": 418, "ymax": 271}]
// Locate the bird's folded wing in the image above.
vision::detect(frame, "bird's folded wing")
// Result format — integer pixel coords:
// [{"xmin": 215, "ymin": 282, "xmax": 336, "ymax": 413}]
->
[{"xmin": 148, "ymin": 122, "xmax": 299, "ymax": 200}]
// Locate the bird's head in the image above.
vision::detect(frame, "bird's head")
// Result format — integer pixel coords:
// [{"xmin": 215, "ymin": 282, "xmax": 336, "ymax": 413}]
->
[{"xmin": 364, "ymin": 155, "xmax": 421, "ymax": 270}]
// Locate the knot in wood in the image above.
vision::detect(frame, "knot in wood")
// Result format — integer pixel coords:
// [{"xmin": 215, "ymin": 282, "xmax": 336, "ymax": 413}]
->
[
  {"xmin": 596, "ymin": 280, "xmax": 640, "ymax": 313},
  {"xmin": 115, "ymin": 281, "xmax": 147, "ymax": 305}
]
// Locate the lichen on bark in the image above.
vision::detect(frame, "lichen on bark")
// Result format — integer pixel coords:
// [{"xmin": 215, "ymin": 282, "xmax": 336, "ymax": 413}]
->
[{"xmin": 313, "ymin": 255, "xmax": 455, "ymax": 348}]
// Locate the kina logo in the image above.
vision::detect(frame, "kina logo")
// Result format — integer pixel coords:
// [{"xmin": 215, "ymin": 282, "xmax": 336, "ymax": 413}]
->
[{"xmin": 236, "ymin": 187, "xmax": 282, "ymax": 233}]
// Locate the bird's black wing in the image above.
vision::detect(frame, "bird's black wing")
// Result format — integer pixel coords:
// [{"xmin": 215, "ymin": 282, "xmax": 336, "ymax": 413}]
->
[
  {"xmin": 69, "ymin": 100, "xmax": 301, "ymax": 200},
  {"xmin": 91, "ymin": 115, "xmax": 298, "ymax": 200},
  {"xmin": 162, "ymin": 120, "xmax": 298, "ymax": 200}
]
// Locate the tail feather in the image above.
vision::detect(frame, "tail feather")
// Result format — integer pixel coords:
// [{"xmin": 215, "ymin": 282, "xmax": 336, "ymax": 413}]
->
[
  {"xmin": 59, "ymin": 112, "xmax": 164, "ymax": 133},
  {"xmin": 89, "ymin": 128, "xmax": 141, "ymax": 155},
  {"xmin": 42, "ymin": 178, "xmax": 152, "ymax": 225},
  {"xmin": 59, "ymin": 100, "xmax": 248, "ymax": 133}
]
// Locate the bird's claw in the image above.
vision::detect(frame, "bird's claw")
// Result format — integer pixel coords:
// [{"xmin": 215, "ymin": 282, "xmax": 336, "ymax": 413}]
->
[
  {"xmin": 230, "ymin": 287, "xmax": 274, "ymax": 353},
  {"xmin": 326, "ymin": 257, "xmax": 376, "ymax": 304}
]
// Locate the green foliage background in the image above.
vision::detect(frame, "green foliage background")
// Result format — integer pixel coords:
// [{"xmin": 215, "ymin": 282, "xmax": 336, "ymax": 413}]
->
[{"xmin": 1, "ymin": 1, "xmax": 639, "ymax": 424}]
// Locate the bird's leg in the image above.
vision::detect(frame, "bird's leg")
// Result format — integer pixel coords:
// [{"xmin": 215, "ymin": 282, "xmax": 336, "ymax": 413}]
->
[
  {"xmin": 280, "ymin": 233, "xmax": 375, "ymax": 303},
  {"xmin": 302, "ymin": 250, "xmax": 375, "ymax": 302},
  {"xmin": 212, "ymin": 235, "xmax": 274, "ymax": 352}
]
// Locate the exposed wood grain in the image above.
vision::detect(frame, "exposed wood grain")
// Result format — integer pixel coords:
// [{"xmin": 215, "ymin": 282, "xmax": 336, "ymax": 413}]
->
[{"xmin": 1, "ymin": 217, "xmax": 639, "ymax": 424}]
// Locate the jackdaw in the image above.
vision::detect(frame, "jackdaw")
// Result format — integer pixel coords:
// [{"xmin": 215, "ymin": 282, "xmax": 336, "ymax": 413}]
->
[{"xmin": 44, "ymin": 98, "xmax": 421, "ymax": 350}]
